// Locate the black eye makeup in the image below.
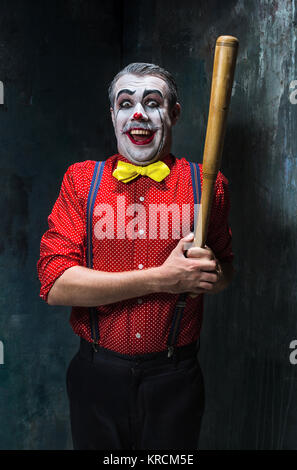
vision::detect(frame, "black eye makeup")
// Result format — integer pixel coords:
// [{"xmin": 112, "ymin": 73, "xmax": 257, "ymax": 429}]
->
[
  {"xmin": 117, "ymin": 98, "xmax": 161, "ymax": 110},
  {"xmin": 116, "ymin": 90, "xmax": 164, "ymax": 111},
  {"xmin": 118, "ymin": 100, "xmax": 132, "ymax": 108},
  {"xmin": 144, "ymin": 99, "xmax": 160, "ymax": 108}
]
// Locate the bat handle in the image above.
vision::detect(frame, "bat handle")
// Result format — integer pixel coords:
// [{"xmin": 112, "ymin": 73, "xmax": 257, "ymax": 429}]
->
[{"xmin": 183, "ymin": 244, "xmax": 208, "ymax": 299}]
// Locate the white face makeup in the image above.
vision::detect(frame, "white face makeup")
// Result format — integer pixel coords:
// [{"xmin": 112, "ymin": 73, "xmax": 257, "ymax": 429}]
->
[{"xmin": 110, "ymin": 74, "xmax": 180, "ymax": 165}]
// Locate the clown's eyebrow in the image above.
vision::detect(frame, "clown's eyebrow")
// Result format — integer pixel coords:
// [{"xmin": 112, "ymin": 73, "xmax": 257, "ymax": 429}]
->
[
  {"xmin": 142, "ymin": 89, "xmax": 163, "ymax": 99},
  {"xmin": 116, "ymin": 89, "xmax": 136, "ymax": 100}
]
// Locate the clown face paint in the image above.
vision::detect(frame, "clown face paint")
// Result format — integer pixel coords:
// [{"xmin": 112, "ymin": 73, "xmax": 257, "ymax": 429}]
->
[{"xmin": 111, "ymin": 74, "xmax": 180, "ymax": 165}]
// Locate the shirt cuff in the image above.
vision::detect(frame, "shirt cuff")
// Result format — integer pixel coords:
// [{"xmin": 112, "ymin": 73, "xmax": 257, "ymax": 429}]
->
[{"xmin": 39, "ymin": 258, "xmax": 80, "ymax": 303}]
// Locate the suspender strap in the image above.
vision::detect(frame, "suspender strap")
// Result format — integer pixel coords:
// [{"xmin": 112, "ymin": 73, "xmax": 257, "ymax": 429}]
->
[
  {"xmin": 167, "ymin": 292, "xmax": 188, "ymax": 358},
  {"xmin": 86, "ymin": 161, "xmax": 105, "ymax": 350},
  {"xmin": 167, "ymin": 161, "xmax": 201, "ymax": 359}
]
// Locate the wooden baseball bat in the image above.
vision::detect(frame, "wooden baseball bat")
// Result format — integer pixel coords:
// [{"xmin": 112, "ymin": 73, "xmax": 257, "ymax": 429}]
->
[{"xmin": 194, "ymin": 35, "xmax": 238, "ymax": 249}]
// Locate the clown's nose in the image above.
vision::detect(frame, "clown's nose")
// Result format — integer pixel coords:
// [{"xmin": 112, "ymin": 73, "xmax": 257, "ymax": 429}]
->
[{"xmin": 133, "ymin": 112, "xmax": 143, "ymax": 120}]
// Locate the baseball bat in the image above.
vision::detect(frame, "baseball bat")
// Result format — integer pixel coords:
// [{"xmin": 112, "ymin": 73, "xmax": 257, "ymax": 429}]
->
[{"xmin": 194, "ymin": 35, "xmax": 238, "ymax": 249}]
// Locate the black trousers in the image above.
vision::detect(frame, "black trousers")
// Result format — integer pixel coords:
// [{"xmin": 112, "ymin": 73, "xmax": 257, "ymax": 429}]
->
[{"xmin": 66, "ymin": 338, "xmax": 205, "ymax": 450}]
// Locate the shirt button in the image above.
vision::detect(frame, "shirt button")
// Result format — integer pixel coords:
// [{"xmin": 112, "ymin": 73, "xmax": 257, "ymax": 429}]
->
[
  {"xmin": 138, "ymin": 264, "xmax": 143, "ymax": 269},
  {"xmin": 136, "ymin": 333, "xmax": 141, "ymax": 338},
  {"xmin": 137, "ymin": 298, "xmax": 143, "ymax": 304},
  {"xmin": 139, "ymin": 229, "xmax": 144, "ymax": 235},
  {"xmin": 139, "ymin": 196, "xmax": 144, "ymax": 202}
]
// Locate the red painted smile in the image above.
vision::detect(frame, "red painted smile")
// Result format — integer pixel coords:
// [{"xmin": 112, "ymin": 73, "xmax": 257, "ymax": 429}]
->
[{"xmin": 126, "ymin": 128, "xmax": 156, "ymax": 146}]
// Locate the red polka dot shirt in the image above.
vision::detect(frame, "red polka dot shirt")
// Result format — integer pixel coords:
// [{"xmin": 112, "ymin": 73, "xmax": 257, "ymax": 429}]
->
[{"xmin": 37, "ymin": 153, "xmax": 234, "ymax": 355}]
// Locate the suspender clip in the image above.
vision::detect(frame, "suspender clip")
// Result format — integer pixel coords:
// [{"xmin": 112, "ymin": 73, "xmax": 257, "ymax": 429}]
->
[
  {"xmin": 92, "ymin": 341, "xmax": 98, "ymax": 353},
  {"xmin": 168, "ymin": 346, "xmax": 174, "ymax": 358}
]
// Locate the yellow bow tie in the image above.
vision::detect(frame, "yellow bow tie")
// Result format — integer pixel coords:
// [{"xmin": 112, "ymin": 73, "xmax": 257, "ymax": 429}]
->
[{"xmin": 112, "ymin": 160, "xmax": 170, "ymax": 183}]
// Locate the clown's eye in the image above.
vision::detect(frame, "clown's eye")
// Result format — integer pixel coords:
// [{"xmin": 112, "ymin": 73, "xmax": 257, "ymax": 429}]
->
[
  {"xmin": 119, "ymin": 100, "xmax": 132, "ymax": 108},
  {"xmin": 145, "ymin": 100, "xmax": 159, "ymax": 108}
]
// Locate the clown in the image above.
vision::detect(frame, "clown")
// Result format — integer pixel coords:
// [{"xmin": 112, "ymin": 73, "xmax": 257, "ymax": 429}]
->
[{"xmin": 38, "ymin": 63, "xmax": 234, "ymax": 450}]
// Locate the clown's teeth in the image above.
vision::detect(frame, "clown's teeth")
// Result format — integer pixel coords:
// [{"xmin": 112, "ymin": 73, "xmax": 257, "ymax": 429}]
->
[{"xmin": 130, "ymin": 129, "xmax": 151, "ymax": 135}]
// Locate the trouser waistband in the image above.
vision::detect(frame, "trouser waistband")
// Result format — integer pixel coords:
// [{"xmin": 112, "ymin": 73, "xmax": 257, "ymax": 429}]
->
[{"xmin": 79, "ymin": 337, "xmax": 199, "ymax": 367}]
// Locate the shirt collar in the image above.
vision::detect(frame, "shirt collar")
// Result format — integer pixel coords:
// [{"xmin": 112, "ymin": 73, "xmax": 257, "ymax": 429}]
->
[{"xmin": 113, "ymin": 153, "xmax": 175, "ymax": 172}]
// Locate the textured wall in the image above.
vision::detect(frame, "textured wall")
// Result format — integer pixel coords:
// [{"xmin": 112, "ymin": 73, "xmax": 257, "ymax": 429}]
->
[
  {"xmin": 122, "ymin": 0, "xmax": 297, "ymax": 450},
  {"xmin": 0, "ymin": 0, "xmax": 297, "ymax": 450},
  {"xmin": 0, "ymin": 0, "xmax": 122, "ymax": 449}
]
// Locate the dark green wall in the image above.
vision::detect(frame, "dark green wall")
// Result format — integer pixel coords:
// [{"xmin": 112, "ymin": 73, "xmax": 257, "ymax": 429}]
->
[{"xmin": 0, "ymin": 0, "xmax": 297, "ymax": 450}]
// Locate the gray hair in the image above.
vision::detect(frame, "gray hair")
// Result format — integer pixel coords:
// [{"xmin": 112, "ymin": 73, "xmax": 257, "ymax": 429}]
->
[{"xmin": 108, "ymin": 62, "xmax": 178, "ymax": 109}]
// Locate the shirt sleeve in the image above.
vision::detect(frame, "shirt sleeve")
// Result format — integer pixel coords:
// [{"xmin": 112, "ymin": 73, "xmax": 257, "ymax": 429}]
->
[
  {"xmin": 206, "ymin": 171, "xmax": 234, "ymax": 263},
  {"xmin": 37, "ymin": 164, "xmax": 86, "ymax": 302}
]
